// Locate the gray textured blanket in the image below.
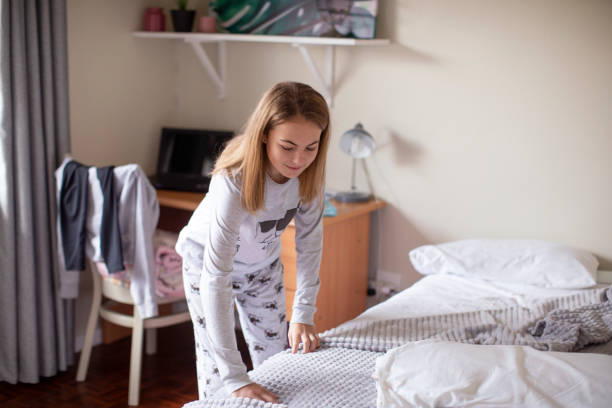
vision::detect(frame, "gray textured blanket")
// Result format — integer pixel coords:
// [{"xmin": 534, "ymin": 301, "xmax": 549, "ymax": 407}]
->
[
  {"xmin": 184, "ymin": 286, "xmax": 612, "ymax": 408},
  {"xmin": 322, "ymin": 285, "xmax": 612, "ymax": 352}
]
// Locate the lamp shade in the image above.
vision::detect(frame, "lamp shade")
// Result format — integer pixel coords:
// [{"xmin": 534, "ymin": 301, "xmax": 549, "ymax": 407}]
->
[
  {"xmin": 335, "ymin": 123, "xmax": 375, "ymax": 203},
  {"xmin": 339, "ymin": 123, "xmax": 375, "ymax": 159}
]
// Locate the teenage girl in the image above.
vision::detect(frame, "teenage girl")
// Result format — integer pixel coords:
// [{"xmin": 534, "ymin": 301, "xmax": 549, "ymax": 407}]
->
[{"xmin": 176, "ymin": 82, "xmax": 330, "ymax": 403}]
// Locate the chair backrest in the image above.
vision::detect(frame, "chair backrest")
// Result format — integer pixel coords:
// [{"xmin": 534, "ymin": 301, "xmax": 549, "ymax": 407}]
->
[{"xmin": 56, "ymin": 159, "xmax": 161, "ymax": 318}]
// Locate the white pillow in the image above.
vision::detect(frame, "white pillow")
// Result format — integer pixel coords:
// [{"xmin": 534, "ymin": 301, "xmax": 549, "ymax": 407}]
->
[
  {"xmin": 409, "ymin": 239, "xmax": 598, "ymax": 289},
  {"xmin": 373, "ymin": 341, "xmax": 612, "ymax": 408}
]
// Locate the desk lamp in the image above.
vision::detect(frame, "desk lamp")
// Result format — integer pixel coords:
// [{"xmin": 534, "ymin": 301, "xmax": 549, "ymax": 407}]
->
[{"xmin": 335, "ymin": 123, "xmax": 375, "ymax": 203}]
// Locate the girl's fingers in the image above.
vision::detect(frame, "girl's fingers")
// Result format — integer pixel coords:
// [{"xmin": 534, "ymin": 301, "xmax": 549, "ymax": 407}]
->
[
  {"xmin": 291, "ymin": 334, "xmax": 299, "ymax": 353},
  {"xmin": 232, "ymin": 383, "xmax": 278, "ymax": 403},
  {"xmin": 257, "ymin": 388, "xmax": 278, "ymax": 403},
  {"xmin": 309, "ymin": 333, "xmax": 320, "ymax": 350},
  {"xmin": 301, "ymin": 333, "xmax": 311, "ymax": 353},
  {"xmin": 289, "ymin": 324, "xmax": 320, "ymax": 354}
]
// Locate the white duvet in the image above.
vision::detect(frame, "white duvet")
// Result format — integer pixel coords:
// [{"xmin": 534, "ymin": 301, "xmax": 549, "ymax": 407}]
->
[
  {"xmin": 373, "ymin": 341, "xmax": 612, "ymax": 408},
  {"xmin": 361, "ymin": 275, "xmax": 612, "ymax": 407}
]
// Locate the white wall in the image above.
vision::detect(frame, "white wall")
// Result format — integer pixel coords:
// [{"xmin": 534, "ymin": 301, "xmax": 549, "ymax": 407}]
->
[
  {"xmin": 67, "ymin": 0, "xmax": 181, "ymax": 170},
  {"xmin": 68, "ymin": 0, "xmax": 612, "ymax": 296}
]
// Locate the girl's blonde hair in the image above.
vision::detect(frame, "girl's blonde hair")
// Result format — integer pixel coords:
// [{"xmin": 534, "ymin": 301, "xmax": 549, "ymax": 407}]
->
[{"xmin": 213, "ymin": 82, "xmax": 330, "ymax": 213}]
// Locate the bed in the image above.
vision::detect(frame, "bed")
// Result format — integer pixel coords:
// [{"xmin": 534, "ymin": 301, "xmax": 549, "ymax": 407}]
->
[{"xmin": 184, "ymin": 239, "xmax": 612, "ymax": 408}]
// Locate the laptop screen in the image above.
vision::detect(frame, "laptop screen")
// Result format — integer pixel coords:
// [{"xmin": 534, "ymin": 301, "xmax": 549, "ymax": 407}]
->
[{"xmin": 156, "ymin": 127, "xmax": 234, "ymax": 179}]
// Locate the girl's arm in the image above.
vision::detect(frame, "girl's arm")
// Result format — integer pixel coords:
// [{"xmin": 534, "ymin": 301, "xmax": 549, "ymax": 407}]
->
[
  {"xmin": 200, "ymin": 175, "xmax": 251, "ymax": 394},
  {"xmin": 291, "ymin": 196, "xmax": 324, "ymax": 327}
]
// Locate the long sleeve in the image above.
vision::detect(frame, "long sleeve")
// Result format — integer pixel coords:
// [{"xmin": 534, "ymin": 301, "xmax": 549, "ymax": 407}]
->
[
  {"xmin": 200, "ymin": 175, "xmax": 252, "ymax": 393},
  {"xmin": 122, "ymin": 167, "xmax": 160, "ymax": 318},
  {"xmin": 58, "ymin": 160, "xmax": 89, "ymax": 271},
  {"xmin": 96, "ymin": 166, "xmax": 125, "ymax": 273},
  {"xmin": 55, "ymin": 157, "xmax": 82, "ymax": 298},
  {"xmin": 291, "ymin": 196, "xmax": 323, "ymax": 325}
]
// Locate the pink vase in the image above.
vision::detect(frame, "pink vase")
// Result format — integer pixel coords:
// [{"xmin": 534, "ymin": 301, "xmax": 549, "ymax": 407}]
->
[
  {"xmin": 199, "ymin": 16, "xmax": 216, "ymax": 33},
  {"xmin": 144, "ymin": 7, "xmax": 165, "ymax": 32}
]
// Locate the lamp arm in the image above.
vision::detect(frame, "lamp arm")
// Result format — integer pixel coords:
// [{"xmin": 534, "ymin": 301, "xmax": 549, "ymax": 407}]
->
[{"xmin": 350, "ymin": 157, "xmax": 357, "ymax": 191}]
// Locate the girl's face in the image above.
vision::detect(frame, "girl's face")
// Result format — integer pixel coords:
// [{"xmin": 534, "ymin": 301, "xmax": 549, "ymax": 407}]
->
[{"xmin": 264, "ymin": 116, "xmax": 321, "ymax": 183}]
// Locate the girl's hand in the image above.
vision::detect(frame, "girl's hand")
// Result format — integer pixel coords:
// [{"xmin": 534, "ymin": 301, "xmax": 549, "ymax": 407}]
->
[
  {"xmin": 231, "ymin": 383, "xmax": 278, "ymax": 403},
  {"xmin": 288, "ymin": 323, "xmax": 320, "ymax": 354}
]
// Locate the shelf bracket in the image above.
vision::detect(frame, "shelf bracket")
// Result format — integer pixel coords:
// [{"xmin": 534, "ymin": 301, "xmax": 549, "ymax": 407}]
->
[
  {"xmin": 133, "ymin": 32, "xmax": 389, "ymax": 104},
  {"xmin": 185, "ymin": 39, "xmax": 336, "ymax": 105},
  {"xmin": 293, "ymin": 44, "xmax": 335, "ymax": 107},
  {"xmin": 186, "ymin": 39, "xmax": 227, "ymax": 99}
]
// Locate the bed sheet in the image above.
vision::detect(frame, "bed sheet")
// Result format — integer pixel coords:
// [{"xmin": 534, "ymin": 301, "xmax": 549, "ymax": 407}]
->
[{"xmin": 354, "ymin": 273, "xmax": 610, "ymax": 323}]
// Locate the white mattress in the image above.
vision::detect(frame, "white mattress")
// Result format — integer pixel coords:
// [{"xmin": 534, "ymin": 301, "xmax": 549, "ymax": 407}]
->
[{"xmin": 354, "ymin": 273, "xmax": 610, "ymax": 323}]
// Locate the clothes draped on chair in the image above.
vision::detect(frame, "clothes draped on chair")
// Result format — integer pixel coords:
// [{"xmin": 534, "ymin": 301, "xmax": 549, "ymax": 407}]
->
[
  {"xmin": 95, "ymin": 165, "xmax": 125, "ymax": 273},
  {"xmin": 59, "ymin": 160, "xmax": 125, "ymax": 273},
  {"xmin": 55, "ymin": 158, "xmax": 161, "ymax": 318}
]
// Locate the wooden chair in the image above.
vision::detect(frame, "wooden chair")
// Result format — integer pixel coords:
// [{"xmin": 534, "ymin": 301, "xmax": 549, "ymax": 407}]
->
[
  {"xmin": 76, "ymin": 242, "xmax": 190, "ymax": 406},
  {"xmin": 56, "ymin": 162, "xmax": 191, "ymax": 406}
]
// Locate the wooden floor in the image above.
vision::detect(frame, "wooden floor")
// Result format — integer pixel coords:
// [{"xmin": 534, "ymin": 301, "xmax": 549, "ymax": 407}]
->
[{"xmin": 0, "ymin": 322, "xmax": 252, "ymax": 408}]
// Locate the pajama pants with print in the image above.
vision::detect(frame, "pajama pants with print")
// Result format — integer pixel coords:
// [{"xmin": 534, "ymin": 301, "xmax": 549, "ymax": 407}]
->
[{"xmin": 182, "ymin": 257, "xmax": 288, "ymax": 399}]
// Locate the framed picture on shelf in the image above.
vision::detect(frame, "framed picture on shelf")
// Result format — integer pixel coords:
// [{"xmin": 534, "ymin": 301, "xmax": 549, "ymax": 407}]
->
[{"xmin": 209, "ymin": 0, "xmax": 378, "ymax": 39}]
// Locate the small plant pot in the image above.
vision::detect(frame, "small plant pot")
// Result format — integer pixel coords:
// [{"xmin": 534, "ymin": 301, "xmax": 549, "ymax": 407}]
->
[{"xmin": 171, "ymin": 9, "xmax": 195, "ymax": 32}]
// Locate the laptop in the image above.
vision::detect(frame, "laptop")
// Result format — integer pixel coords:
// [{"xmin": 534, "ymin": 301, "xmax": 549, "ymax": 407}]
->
[{"xmin": 149, "ymin": 127, "xmax": 234, "ymax": 193}]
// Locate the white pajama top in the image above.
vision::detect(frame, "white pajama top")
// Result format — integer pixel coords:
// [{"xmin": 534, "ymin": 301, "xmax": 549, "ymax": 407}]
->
[{"xmin": 176, "ymin": 172, "xmax": 323, "ymax": 393}]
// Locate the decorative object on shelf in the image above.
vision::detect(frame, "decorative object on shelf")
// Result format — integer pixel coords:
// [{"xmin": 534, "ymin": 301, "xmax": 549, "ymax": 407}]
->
[
  {"xmin": 335, "ymin": 123, "xmax": 375, "ymax": 203},
  {"xmin": 199, "ymin": 15, "xmax": 217, "ymax": 33},
  {"xmin": 143, "ymin": 7, "xmax": 165, "ymax": 32},
  {"xmin": 210, "ymin": 0, "xmax": 378, "ymax": 39},
  {"xmin": 171, "ymin": 0, "xmax": 195, "ymax": 32}
]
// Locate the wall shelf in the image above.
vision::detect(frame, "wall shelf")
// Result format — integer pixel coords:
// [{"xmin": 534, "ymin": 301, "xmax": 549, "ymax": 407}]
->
[{"xmin": 132, "ymin": 32, "xmax": 390, "ymax": 106}]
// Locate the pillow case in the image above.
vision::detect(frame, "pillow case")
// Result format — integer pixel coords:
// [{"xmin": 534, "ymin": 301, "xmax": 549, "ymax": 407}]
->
[{"xmin": 409, "ymin": 239, "xmax": 598, "ymax": 289}]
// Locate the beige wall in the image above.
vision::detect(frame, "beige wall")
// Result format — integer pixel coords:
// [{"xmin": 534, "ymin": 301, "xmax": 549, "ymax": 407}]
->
[
  {"xmin": 68, "ymin": 0, "xmax": 181, "ymax": 170},
  {"xmin": 68, "ymin": 0, "xmax": 612, "ymax": 296}
]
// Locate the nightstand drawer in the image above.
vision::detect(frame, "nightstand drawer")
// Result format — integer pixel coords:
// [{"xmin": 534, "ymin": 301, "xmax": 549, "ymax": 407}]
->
[
  {"xmin": 281, "ymin": 227, "xmax": 297, "ymax": 290},
  {"xmin": 282, "ymin": 261, "xmax": 297, "ymax": 290},
  {"xmin": 285, "ymin": 288, "xmax": 295, "ymax": 321},
  {"xmin": 284, "ymin": 288, "xmax": 328, "ymax": 330}
]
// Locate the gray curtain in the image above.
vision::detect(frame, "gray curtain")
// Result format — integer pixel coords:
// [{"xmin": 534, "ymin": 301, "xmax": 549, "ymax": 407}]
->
[{"xmin": 0, "ymin": 0, "xmax": 74, "ymax": 383}]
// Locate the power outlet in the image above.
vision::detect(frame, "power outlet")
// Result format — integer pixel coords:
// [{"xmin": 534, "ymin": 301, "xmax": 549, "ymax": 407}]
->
[
  {"xmin": 375, "ymin": 280, "xmax": 397, "ymax": 301},
  {"xmin": 373, "ymin": 270, "xmax": 400, "ymax": 302},
  {"xmin": 377, "ymin": 269, "xmax": 401, "ymax": 288}
]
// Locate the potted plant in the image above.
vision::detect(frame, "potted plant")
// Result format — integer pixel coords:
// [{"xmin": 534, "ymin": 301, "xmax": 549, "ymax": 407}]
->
[{"xmin": 171, "ymin": 0, "xmax": 195, "ymax": 32}]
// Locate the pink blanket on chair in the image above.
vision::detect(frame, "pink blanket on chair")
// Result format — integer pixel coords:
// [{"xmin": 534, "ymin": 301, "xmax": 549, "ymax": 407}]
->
[
  {"xmin": 154, "ymin": 245, "xmax": 184, "ymax": 298},
  {"xmin": 95, "ymin": 230, "xmax": 185, "ymax": 299}
]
